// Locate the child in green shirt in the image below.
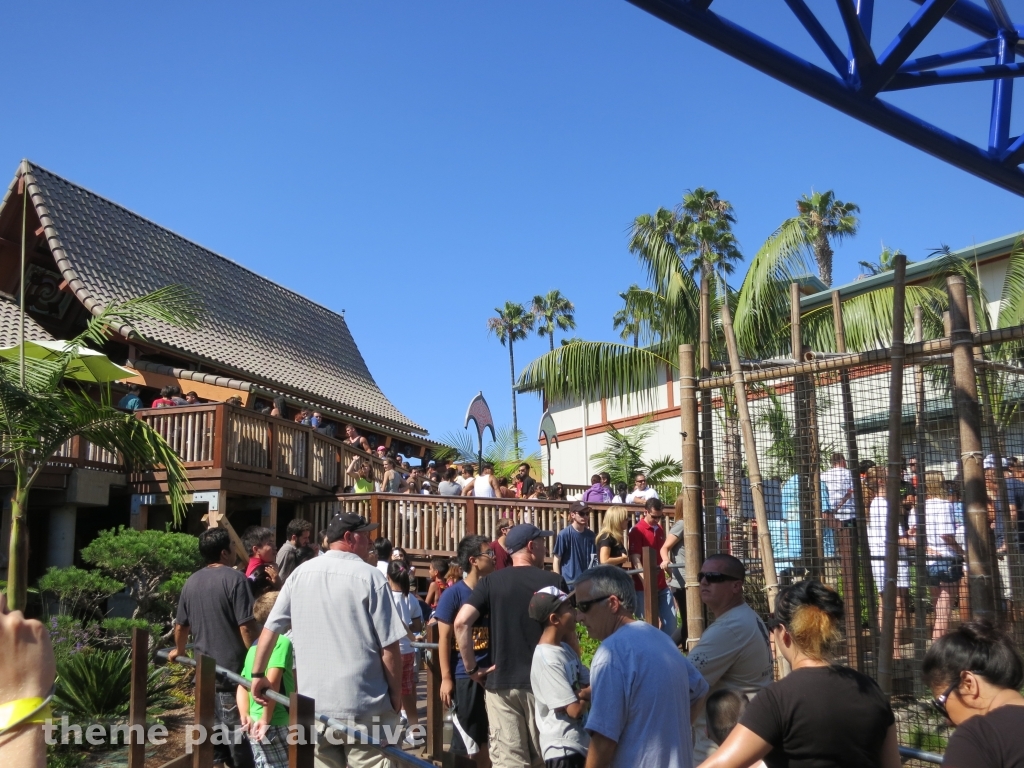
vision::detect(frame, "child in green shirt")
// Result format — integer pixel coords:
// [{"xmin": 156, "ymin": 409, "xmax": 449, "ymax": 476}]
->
[{"xmin": 237, "ymin": 591, "xmax": 295, "ymax": 768}]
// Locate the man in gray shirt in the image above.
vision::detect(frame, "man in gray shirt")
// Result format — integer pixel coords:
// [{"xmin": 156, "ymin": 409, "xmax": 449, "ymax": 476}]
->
[
  {"xmin": 251, "ymin": 512, "xmax": 406, "ymax": 768},
  {"xmin": 275, "ymin": 518, "xmax": 312, "ymax": 583}
]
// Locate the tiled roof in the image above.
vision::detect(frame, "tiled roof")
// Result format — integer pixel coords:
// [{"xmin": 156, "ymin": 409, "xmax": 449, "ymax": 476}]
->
[
  {"xmin": 2, "ymin": 161, "xmax": 425, "ymax": 435},
  {"xmin": 0, "ymin": 293, "xmax": 54, "ymax": 346}
]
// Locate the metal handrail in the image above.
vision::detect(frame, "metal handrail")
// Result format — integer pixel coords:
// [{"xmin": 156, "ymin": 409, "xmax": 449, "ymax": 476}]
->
[{"xmin": 155, "ymin": 649, "xmax": 436, "ymax": 768}]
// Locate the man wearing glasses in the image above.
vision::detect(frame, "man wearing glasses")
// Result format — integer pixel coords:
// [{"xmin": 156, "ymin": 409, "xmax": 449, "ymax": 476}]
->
[
  {"xmin": 576, "ymin": 565, "xmax": 708, "ymax": 768},
  {"xmin": 628, "ymin": 498, "xmax": 676, "ymax": 637},
  {"xmin": 687, "ymin": 553, "xmax": 773, "ymax": 761},
  {"xmin": 625, "ymin": 474, "xmax": 659, "ymax": 505}
]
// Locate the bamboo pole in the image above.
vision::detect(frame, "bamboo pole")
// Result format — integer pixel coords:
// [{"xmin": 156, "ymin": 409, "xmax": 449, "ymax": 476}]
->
[
  {"xmin": 720, "ymin": 298, "xmax": 780, "ymax": 613},
  {"xmin": 832, "ymin": 290, "xmax": 870, "ymax": 670},
  {"xmin": 878, "ymin": 253, "xmax": 908, "ymax": 697},
  {"xmin": 948, "ymin": 275, "xmax": 997, "ymax": 623},
  {"xmin": 912, "ymin": 306, "xmax": 929, "ymax": 677},
  {"xmin": 697, "ymin": 323, "xmax": 1024, "ymax": 390},
  {"xmin": 680, "ymin": 344, "xmax": 705, "ymax": 648},
  {"xmin": 700, "ymin": 268, "xmax": 718, "ymax": 556},
  {"xmin": 791, "ymin": 283, "xmax": 822, "ymax": 577}
]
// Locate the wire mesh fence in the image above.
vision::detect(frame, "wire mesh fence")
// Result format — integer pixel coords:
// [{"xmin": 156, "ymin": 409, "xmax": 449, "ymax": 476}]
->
[{"xmin": 700, "ymin": 336, "xmax": 1024, "ymax": 760}]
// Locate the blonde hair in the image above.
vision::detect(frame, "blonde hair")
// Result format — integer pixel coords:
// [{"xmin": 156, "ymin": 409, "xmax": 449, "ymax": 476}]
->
[
  {"xmin": 254, "ymin": 591, "xmax": 280, "ymax": 625},
  {"xmin": 864, "ymin": 466, "xmax": 887, "ymax": 508},
  {"xmin": 775, "ymin": 580, "xmax": 844, "ymax": 662},
  {"xmin": 925, "ymin": 470, "xmax": 946, "ymax": 499},
  {"xmin": 598, "ymin": 506, "xmax": 631, "ymax": 547}
]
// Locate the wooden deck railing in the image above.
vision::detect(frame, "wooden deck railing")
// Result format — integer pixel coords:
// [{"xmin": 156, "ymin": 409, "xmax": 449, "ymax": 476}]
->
[
  {"xmin": 301, "ymin": 493, "xmax": 636, "ymax": 554},
  {"xmin": 45, "ymin": 434, "xmax": 123, "ymax": 473},
  {"xmin": 134, "ymin": 403, "xmax": 389, "ymax": 493}
]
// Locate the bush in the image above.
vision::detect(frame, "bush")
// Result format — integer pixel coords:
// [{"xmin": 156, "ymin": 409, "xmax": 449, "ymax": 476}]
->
[
  {"xmin": 54, "ymin": 648, "xmax": 176, "ymax": 721},
  {"xmin": 38, "ymin": 566, "xmax": 123, "ymax": 618},
  {"xmin": 48, "ymin": 616, "xmax": 104, "ymax": 666},
  {"xmin": 577, "ymin": 624, "xmax": 600, "ymax": 668},
  {"xmin": 101, "ymin": 617, "xmax": 166, "ymax": 650},
  {"xmin": 80, "ymin": 526, "xmax": 201, "ymax": 621}
]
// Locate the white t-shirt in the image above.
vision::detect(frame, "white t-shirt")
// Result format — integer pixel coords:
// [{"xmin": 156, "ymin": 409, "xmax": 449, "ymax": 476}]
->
[
  {"xmin": 389, "ymin": 590, "xmax": 422, "ymax": 655},
  {"xmin": 688, "ymin": 602, "xmax": 774, "ymax": 761},
  {"xmin": 530, "ymin": 642, "xmax": 591, "ymax": 759},
  {"xmin": 921, "ymin": 498, "xmax": 959, "ymax": 561},
  {"xmin": 625, "ymin": 487, "xmax": 659, "ymax": 505},
  {"xmin": 821, "ymin": 466, "xmax": 855, "ymax": 520},
  {"xmin": 586, "ymin": 621, "xmax": 708, "ymax": 768}
]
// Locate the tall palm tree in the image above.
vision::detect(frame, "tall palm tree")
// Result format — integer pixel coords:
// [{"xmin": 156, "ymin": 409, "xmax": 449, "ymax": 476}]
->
[
  {"xmin": 798, "ymin": 190, "xmax": 860, "ymax": 287},
  {"xmin": 858, "ymin": 246, "xmax": 908, "ymax": 277},
  {"xmin": 531, "ymin": 290, "xmax": 576, "ymax": 351},
  {"xmin": 487, "ymin": 301, "xmax": 534, "ymax": 458},
  {"xmin": 612, "ymin": 285, "xmax": 666, "ymax": 347},
  {"xmin": 4, "ymin": 286, "xmax": 199, "ymax": 610}
]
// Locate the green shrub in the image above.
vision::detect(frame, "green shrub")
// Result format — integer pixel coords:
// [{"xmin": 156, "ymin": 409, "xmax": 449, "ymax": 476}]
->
[
  {"xmin": 576, "ymin": 624, "xmax": 600, "ymax": 668},
  {"xmin": 80, "ymin": 526, "xmax": 201, "ymax": 621},
  {"xmin": 38, "ymin": 566, "xmax": 123, "ymax": 618},
  {"xmin": 48, "ymin": 616, "xmax": 104, "ymax": 666},
  {"xmin": 54, "ymin": 648, "xmax": 176, "ymax": 721}
]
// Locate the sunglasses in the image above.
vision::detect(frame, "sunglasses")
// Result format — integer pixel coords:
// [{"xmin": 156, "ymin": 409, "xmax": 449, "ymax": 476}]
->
[
  {"xmin": 576, "ymin": 594, "xmax": 612, "ymax": 613},
  {"xmin": 474, "ymin": 550, "xmax": 495, "ymax": 560},
  {"xmin": 698, "ymin": 571, "xmax": 741, "ymax": 584},
  {"xmin": 931, "ymin": 680, "xmax": 960, "ymax": 718}
]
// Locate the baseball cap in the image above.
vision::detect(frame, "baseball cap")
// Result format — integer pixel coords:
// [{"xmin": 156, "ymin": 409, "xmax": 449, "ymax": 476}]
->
[
  {"xmin": 529, "ymin": 586, "xmax": 574, "ymax": 623},
  {"xmin": 505, "ymin": 524, "xmax": 554, "ymax": 554},
  {"xmin": 569, "ymin": 501, "xmax": 589, "ymax": 516},
  {"xmin": 326, "ymin": 512, "xmax": 378, "ymax": 542}
]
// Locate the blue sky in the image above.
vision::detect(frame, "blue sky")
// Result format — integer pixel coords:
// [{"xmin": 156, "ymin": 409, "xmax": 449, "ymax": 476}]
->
[{"xmin": 4, "ymin": 2, "xmax": 1023, "ymax": 454}]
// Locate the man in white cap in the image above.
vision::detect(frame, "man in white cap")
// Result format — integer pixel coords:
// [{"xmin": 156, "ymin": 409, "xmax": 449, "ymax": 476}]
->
[{"xmin": 454, "ymin": 524, "xmax": 568, "ymax": 768}]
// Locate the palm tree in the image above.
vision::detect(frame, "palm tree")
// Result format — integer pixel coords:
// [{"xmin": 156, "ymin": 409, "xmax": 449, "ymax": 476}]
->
[
  {"xmin": 4, "ymin": 286, "xmax": 199, "ymax": 610},
  {"xmin": 433, "ymin": 425, "xmax": 542, "ymax": 481},
  {"xmin": 858, "ymin": 246, "xmax": 908, "ymax": 277},
  {"xmin": 591, "ymin": 420, "xmax": 682, "ymax": 494},
  {"xmin": 487, "ymin": 301, "xmax": 534, "ymax": 459},
  {"xmin": 532, "ymin": 290, "xmax": 576, "ymax": 351},
  {"xmin": 612, "ymin": 287, "xmax": 643, "ymax": 347},
  {"xmin": 794, "ymin": 190, "xmax": 860, "ymax": 287}
]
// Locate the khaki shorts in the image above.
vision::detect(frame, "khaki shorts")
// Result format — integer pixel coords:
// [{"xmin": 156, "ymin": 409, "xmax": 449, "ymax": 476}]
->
[{"xmin": 484, "ymin": 688, "xmax": 544, "ymax": 768}]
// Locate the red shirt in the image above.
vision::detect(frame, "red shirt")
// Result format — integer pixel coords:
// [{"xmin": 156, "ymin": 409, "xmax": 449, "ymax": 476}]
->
[
  {"xmin": 491, "ymin": 540, "xmax": 512, "ymax": 570},
  {"xmin": 628, "ymin": 518, "xmax": 668, "ymax": 592}
]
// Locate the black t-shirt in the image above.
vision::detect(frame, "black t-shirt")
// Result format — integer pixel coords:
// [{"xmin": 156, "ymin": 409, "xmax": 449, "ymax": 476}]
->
[
  {"xmin": 943, "ymin": 705, "xmax": 1024, "ymax": 768},
  {"xmin": 740, "ymin": 665, "xmax": 895, "ymax": 768},
  {"xmin": 176, "ymin": 565, "xmax": 254, "ymax": 675},
  {"xmin": 466, "ymin": 565, "xmax": 564, "ymax": 691},
  {"xmin": 595, "ymin": 533, "xmax": 627, "ymax": 562}
]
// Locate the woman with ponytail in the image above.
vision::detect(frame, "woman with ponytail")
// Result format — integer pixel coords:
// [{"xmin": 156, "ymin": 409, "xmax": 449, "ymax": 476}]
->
[
  {"xmin": 698, "ymin": 580, "xmax": 900, "ymax": 768},
  {"xmin": 922, "ymin": 621, "xmax": 1024, "ymax": 767}
]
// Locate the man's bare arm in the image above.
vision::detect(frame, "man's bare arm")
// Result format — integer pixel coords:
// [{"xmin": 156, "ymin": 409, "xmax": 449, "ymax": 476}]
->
[{"xmin": 239, "ymin": 619, "xmax": 259, "ymax": 648}]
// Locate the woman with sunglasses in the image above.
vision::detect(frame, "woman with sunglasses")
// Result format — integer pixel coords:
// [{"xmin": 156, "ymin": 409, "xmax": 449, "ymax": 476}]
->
[
  {"xmin": 699, "ymin": 579, "xmax": 900, "ymax": 768},
  {"xmin": 922, "ymin": 621, "xmax": 1024, "ymax": 767}
]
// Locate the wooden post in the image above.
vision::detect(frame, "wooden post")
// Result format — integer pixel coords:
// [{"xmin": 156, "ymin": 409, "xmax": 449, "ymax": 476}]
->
[
  {"xmin": 878, "ymin": 253, "xmax": 908, "ymax": 697},
  {"xmin": 193, "ymin": 655, "xmax": 217, "ymax": 768},
  {"xmin": 213, "ymin": 403, "xmax": 228, "ymax": 470},
  {"xmin": 721, "ymin": 298, "xmax": 780, "ymax": 613},
  {"xmin": 262, "ymin": 496, "xmax": 278, "ymax": 534},
  {"xmin": 127, "ymin": 628, "xmax": 149, "ymax": 768},
  {"xmin": 912, "ymin": 306, "xmax": 929, "ymax": 675},
  {"xmin": 831, "ymin": 291, "xmax": 868, "ymax": 671},
  {"xmin": 791, "ymin": 283, "xmax": 821, "ymax": 577},
  {"xmin": 370, "ymin": 494, "xmax": 382, "ymax": 530},
  {"xmin": 425, "ymin": 623, "xmax": 444, "ymax": 760},
  {"xmin": 680, "ymin": 345, "xmax": 705, "ymax": 647},
  {"xmin": 465, "ymin": 497, "xmax": 477, "ymax": 536},
  {"xmin": 642, "ymin": 546, "xmax": 659, "ymax": 627},
  {"xmin": 699, "ymin": 267, "xmax": 718, "ymax": 556},
  {"xmin": 948, "ymin": 275, "xmax": 997, "ymax": 623},
  {"xmin": 288, "ymin": 692, "xmax": 315, "ymax": 768}
]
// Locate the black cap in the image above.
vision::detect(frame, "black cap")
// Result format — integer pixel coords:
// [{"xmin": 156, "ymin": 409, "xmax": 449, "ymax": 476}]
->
[
  {"xmin": 505, "ymin": 523, "xmax": 554, "ymax": 554},
  {"xmin": 569, "ymin": 501, "xmax": 589, "ymax": 516},
  {"xmin": 528, "ymin": 586, "xmax": 574, "ymax": 623},
  {"xmin": 326, "ymin": 512, "xmax": 378, "ymax": 542}
]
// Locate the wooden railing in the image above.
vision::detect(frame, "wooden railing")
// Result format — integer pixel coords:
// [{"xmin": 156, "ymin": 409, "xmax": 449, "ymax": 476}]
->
[
  {"xmin": 45, "ymin": 435, "xmax": 123, "ymax": 473},
  {"xmin": 134, "ymin": 403, "xmax": 390, "ymax": 493},
  {"xmin": 300, "ymin": 493, "xmax": 640, "ymax": 554}
]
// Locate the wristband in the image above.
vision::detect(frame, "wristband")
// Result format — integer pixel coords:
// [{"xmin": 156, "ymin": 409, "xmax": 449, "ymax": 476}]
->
[
  {"xmin": 251, "ymin": 671, "xmax": 266, "ymax": 679},
  {"xmin": 465, "ymin": 666, "xmax": 479, "ymax": 676},
  {"xmin": 0, "ymin": 689, "xmax": 55, "ymax": 735}
]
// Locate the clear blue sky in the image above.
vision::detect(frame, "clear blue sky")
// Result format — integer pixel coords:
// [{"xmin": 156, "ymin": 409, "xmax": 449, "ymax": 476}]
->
[{"xmin": 4, "ymin": 2, "xmax": 1022, "ymax": 454}]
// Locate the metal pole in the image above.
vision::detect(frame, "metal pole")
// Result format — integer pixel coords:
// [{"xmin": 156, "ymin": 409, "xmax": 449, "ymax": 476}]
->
[
  {"xmin": 680, "ymin": 344, "xmax": 705, "ymax": 647},
  {"xmin": 947, "ymin": 275, "xmax": 997, "ymax": 623},
  {"xmin": 878, "ymin": 253, "xmax": 907, "ymax": 697},
  {"xmin": 832, "ymin": 290, "xmax": 870, "ymax": 670},
  {"xmin": 720, "ymin": 298, "xmax": 780, "ymax": 613},
  {"xmin": 19, "ymin": 173, "xmax": 26, "ymax": 388},
  {"xmin": 913, "ymin": 306, "xmax": 929, "ymax": 678}
]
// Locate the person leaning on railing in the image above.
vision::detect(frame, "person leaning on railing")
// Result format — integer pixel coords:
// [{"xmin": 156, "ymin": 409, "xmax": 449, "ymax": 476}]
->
[
  {"xmin": 697, "ymin": 580, "xmax": 900, "ymax": 768},
  {"xmin": 922, "ymin": 621, "xmax": 1024, "ymax": 768},
  {"xmin": 0, "ymin": 593, "xmax": 56, "ymax": 768},
  {"xmin": 594, "ymin": 506, "xmax": 631, "ymax": 569}
]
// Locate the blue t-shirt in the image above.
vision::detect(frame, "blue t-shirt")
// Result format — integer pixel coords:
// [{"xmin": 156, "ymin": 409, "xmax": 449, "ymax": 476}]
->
[
  {"xmin": 433, "ymin": 580, "xmax": 490, "ymax": 679},
  {"xmin": 552, "ymin": 526, "xmax": 597, "ymax": 586},
  {"xmin": 586, "ymin": 621, "xmax": 708, "ymax": 768}
]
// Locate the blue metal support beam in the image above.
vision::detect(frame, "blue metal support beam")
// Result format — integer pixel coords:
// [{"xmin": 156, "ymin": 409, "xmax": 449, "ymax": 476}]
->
[
  {"xmin": 899, "ymin": 38, "xmax": 998, "ymax": 72},
  {"xmin": 910, "ymin": 0, "xmax": 999, "ymax": 38},
  {"xmin": 783, "ymin": 0, "xmax": 850, "ymax": 79},
  {"xmin": 836, "ymin": 0, "xmax": 878, "ymax": 85},
  {"xmin": 870, "ymin": 0, "xmax": 960, "ymax": 94},
  {"xmin": 884, "ymin": 61, "xmax": 1024, "ymax": 90},
  {"xmin": 625, "ymin": 0, "xmax": 1024, "ymax": 195}
]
